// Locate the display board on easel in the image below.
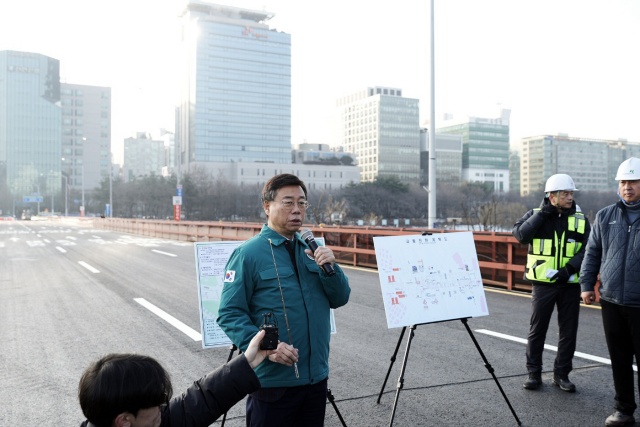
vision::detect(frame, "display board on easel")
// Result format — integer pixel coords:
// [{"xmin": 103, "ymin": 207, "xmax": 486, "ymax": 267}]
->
[{"xmin": 373, "ymin": 231, "xmax": 489, "ymax": 328}]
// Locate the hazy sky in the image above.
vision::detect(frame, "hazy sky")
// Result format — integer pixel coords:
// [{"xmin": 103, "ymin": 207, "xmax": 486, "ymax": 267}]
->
[{"xmin": 1, "ymin": 0, "xmax": 639, "ymax": 161}]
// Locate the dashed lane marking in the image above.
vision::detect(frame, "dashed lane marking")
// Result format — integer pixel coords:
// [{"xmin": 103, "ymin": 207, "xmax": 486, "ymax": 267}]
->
[
  {"xmin": 134, "ymin": 298, "xmax": 202, "ymax": 341},
  {"xmin": 475, "ymin": 329, "xmax": 637, "ymax": 371},
  {"xmin": 151, "ymin": 249, "xmax": 177, "ymax": 257},
  {"xmin": 78, "ymin": 261, "xmax": 100, "ymax": 274}
]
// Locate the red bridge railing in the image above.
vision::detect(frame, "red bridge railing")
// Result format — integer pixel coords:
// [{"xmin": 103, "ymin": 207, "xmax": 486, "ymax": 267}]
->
[{"xmin": 93, "ymin": 218, "xmax": 536, "ymax": 293}]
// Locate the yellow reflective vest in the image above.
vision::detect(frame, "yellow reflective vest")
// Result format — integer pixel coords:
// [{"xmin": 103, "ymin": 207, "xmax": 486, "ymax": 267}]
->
[{"xmin": 525, "ymin": 210, "xmax": 587, "ymax": 284}]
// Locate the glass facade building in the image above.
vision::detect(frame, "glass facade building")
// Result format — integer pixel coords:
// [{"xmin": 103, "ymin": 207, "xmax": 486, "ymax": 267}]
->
[
  {"xmin": 437, "ymin": 110, "xmax": 511, "ymax": 192},
  {"xmin": 337, "ymin": 87, "xmax": 420, "ymax": 184},
  {"xmin": 419, "ymin": 130, "xmax": 463, "ymax": 186},
  {"xmin": 177, "ymin": 2, "xmax": 291, "ymax": 170},
  {"xmin": 0, "ymin": 51, "xmax": 61, "ymax": 199}
]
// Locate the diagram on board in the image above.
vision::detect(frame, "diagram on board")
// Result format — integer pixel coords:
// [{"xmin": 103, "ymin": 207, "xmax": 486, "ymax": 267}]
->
[{"xmin": 374, "ymin": 232, "xmax": 488, "ymax": 328}]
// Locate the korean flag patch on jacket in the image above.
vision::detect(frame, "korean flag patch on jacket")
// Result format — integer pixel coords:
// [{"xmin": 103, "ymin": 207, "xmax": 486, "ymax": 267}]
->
[{"xmin": 224, "ymin": 270, "xmax": 236, "ymax": 283}]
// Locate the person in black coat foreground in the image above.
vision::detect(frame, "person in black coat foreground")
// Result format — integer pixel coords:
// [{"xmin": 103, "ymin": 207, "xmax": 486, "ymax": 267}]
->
[{"xmin": 78, "ymin": 330, "xmax": 274, "ymax": 427}]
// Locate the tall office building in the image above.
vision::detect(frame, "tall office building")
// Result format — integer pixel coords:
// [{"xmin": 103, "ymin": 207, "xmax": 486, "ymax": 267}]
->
[
  {"xmin": 437, "ymin": 109, "xmax": 511, "ymax": 192},
  {"xmin": 419, "ymin": 128, "xmax": 463, "ymax": 186},
  {"xmin": 177, "ymin": 1, "xmax": 291, "ymax": 174},
  {"xmin": 60, "ymin": 83, "xmax": 111, "ymax": 192},
  {"xmin": 337, "ymin": 87, "xmax": 420, "ymax": 184},
  {"xmin": 0, "ymin": 51, "xmax": 61, "ymax": 203},
  {"xmin": 519, "ymin": 134, "xmax": 640, "ymax": 196},
  {"xmin": 123, "ymin": 133, "xmax": 166, "ymax": 182},
  {"xmin": 509, "ymin": 150, "xmax": 520, "ymax": 196}
]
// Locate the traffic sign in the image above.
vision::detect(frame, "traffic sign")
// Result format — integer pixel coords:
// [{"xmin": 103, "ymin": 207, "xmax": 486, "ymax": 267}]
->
[{"xmin": 23, "ymin": 196, "xmax": 43, "ymax": 203}]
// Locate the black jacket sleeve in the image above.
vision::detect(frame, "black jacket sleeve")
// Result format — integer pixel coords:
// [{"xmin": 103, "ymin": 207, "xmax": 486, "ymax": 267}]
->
[
  {"xmin": 512, "ymin": 209, "xmax": 546, "ymax": 244},
  {"xmin": 164, "ymin": 354, "xmax": 261, "ymax": 427}
]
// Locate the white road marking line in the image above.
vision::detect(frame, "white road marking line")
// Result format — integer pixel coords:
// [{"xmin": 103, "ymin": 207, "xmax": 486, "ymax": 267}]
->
[
  {"xmin": 67, "ymin": 236, "xmax": 77, "ymax": 240},
  {"xmin": 43, "ymin": 239, "xmax": 50, "ymax": 243},
  {"xmin": 151, "ymin": 249, "xmax": 177, "ymax": 257},
  {"xmin": 475, "ymin": 329, "xmax": 637, "ymax": 371},
  {"xmin": 134, "ymin": 298, "xmax": 202, "ymax": 341},
  {"xmin": 56, "ymin": 247, "xmax": 66, "ymax": 253},
  {"xmin": 78, "ymin": 261, "xmax": 100, "ymax": 273}
]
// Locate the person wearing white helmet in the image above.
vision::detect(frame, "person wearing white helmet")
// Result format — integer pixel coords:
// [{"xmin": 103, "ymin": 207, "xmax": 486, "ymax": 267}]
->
[
  {"xmin": 580, "ymin": 157, "xmax": 640, "ymax": 427},
  {"xmin": 513, "ymin": 173, "xmax": 591, "ymax": 393}
]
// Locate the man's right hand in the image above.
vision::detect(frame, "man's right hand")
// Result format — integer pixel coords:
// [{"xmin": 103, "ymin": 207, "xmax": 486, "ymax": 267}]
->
[
  {"xmin": 540, "ymin": 204, "xmax": 557, "ymax": 216},
  {"xmin": 268, "ymin": 342, "xmax": 299, "ymax": 367},
  {"xmin": 581, "ymin": 291, "xmax": 596, "ymax": 305}
]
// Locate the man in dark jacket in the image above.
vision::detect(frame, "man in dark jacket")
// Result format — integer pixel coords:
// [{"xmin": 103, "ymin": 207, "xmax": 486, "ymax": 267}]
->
[
  {"xmin": 581, "ymin": 157, "xmax": 640, "ymax": 427},
  {"xmin": 513, "ymin": 173, "xmax": 590, "ymax": 392},
  {"xmin": 78, "ymin": 330, "xmax": 273, "ymax": 427}
]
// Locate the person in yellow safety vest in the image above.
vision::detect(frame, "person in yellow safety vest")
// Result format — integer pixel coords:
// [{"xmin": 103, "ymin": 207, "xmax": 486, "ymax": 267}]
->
[{"xmin": 513, "ymin": 173, "xmax": 591, "ymax": 393}]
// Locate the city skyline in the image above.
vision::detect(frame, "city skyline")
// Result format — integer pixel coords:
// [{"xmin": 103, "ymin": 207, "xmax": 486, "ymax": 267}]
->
[{"xmin": 1, "ymin": 0, "xmax": 639, "ymax": 164}]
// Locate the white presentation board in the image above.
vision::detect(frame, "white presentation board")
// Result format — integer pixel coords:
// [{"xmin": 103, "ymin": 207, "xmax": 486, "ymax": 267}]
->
[
  {"xmin": 373, "ymin": 232, "xmax": 489, "ymax": 328},
  {"xmin": 194, "ymin": 241, "xmax": 240, "ymax": 348},
  {"xmin": 194, "ymin": 238, "xmax": 337, "ymax": 349}
]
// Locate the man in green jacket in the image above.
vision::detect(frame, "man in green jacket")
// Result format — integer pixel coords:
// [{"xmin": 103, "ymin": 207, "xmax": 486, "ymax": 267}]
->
[{"xmin": 217, "ymin": 173, "xmax": 351, "ymax": 427}]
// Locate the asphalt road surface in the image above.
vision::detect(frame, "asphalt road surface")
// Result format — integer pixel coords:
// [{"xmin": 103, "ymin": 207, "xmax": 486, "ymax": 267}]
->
[{"xmin": 0, "ymin": 220, "xmax": 633, "ymax": 426}]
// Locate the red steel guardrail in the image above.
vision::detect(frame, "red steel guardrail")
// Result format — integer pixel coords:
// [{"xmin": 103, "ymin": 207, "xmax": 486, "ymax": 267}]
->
[{"xmin": 88, "ymin": 218, "xmax": 600, "ymax": 299}]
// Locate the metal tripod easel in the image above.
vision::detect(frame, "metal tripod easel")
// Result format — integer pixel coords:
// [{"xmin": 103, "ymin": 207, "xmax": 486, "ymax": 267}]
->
[{"xmin": 377, "ymin": 319, "xmax": 521, "ymax": 427}]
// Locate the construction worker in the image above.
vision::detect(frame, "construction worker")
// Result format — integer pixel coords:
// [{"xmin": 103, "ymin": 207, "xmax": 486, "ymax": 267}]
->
[{"xmin": 513, "ymin": 174, "xmax": 591, "ymax": 392}]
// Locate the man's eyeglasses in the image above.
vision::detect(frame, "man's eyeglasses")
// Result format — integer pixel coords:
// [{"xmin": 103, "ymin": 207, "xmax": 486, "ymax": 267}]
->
[{"xmin": 280, "ymin": 200, "xmax": 310, "ymax": 210}]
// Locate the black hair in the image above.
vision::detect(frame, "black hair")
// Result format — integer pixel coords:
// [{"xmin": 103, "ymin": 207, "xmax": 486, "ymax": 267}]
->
[
  {"xmin": 261, "ymin": 173, "xmax": 308, "ymax": 202},
  {"xmin": 78, "ymin": 353, "xmax": 173, "ymax": 427}
]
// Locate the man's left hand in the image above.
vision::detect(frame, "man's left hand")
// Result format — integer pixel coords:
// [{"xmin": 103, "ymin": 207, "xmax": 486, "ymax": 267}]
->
[{"xmin": 268, "ymin": 342, "xmax": 299, "ymax": 367}]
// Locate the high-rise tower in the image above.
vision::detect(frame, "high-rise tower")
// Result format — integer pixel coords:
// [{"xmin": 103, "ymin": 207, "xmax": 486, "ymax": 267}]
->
[
  {"xmin": 60, "ymin": 83, "xmax": 111, "ymax": 192},
  {"xmin": 0, "ymin": 51, "xmax": 62, "ymax": 201},
  {"xmin": 337, "ymin": 87, "xmax": 420, "ymax": 184},
  {"xmin": 177, "ymin": 1, "xmax": 291, "ymax": 174}
]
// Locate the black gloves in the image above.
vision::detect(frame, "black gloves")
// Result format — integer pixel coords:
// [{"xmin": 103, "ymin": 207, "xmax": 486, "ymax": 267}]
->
[
  {"xmin": 551, "ymin": 264, "xmax": 575, "ymax": 283},
  {"xmin": 540, "ymin": 204, "xmax": 557, "ymax": 216}
]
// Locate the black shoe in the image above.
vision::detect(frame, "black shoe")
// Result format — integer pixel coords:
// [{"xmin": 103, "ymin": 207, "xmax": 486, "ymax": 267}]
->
[
  {"xmin": 552, "ymin": 373, "xmax": 576, "ymax": 392},
  {"xmin": 605, "ymin": 411, "xmax": 635, "ymax": 426},
  {"xmin": 523, "ymin": 372, "xmax": 542, "ymax": 390}
]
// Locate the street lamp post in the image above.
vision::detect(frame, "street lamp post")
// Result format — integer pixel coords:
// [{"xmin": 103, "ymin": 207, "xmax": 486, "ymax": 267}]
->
[
  {"xmin": 61, "ymin": 174, "xmax": 68, "ymax": 216},
  {"xmin": 81, "ymin": 163, "xmax": 85, "ymax": 217},
  {"xmin": 109, "ymin": 152, "xmax": 113, "ymax": 217},
  {"xmin": 427, "ymin": 0, "xmax": 437, "ymax": 229},
  {"xmin": 81, "ymin": 138, "xmax": 86, "ymax": 217}
]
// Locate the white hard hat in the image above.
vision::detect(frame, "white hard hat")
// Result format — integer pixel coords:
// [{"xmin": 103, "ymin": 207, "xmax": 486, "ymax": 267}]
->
[
  {"xmin": 545, "ymin": 174, "xmax": 578, "ymax": 193},
  {"xmin": 615, "ymin": 157, "xmax": 640, "ymax": 181}
]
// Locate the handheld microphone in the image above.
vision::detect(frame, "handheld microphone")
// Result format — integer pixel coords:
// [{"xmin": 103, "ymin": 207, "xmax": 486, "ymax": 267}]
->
[{"xmin": 300, "ymin": 228, "xmax": 336, "ymax": 276}]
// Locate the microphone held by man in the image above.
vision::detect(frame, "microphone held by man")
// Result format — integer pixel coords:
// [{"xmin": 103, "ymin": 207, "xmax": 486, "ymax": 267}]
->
[{"xmin": 301, "ymin": 228, "xmax": 336, "ymax": 276}]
